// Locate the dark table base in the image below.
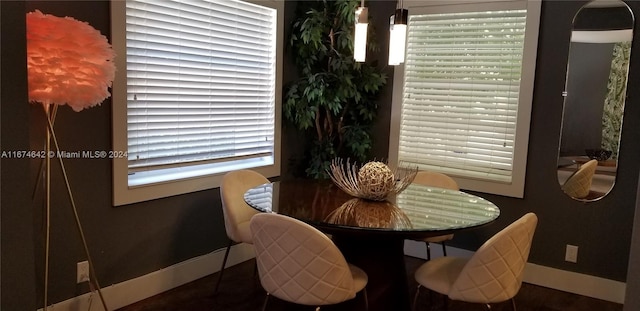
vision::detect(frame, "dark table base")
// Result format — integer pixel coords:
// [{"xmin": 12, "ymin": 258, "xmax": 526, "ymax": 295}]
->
[{"xmin": 332, "ymin": 234, "xmax": 411, "ymax": 311}]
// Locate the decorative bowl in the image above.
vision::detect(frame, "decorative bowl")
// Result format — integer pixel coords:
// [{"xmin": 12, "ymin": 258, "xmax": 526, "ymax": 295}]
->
[
  {"xmin": 585, "ymin": 149, "xmax": 612, "ymax": 161},
  {"xmin": 326, "ymin": 158, "xmax": 417, "ymax": 201}
]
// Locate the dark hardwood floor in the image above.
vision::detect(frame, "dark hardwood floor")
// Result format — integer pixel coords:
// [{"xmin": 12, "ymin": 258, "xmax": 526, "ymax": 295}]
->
[{"xmin": 116, "ymin": 256, "xmax": 623, "ymax": 311}]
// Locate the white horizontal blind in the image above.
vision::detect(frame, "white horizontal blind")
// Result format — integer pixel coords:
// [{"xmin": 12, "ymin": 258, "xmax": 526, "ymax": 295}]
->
[
  {"xmin": 399, "ymin": 9, "xmax": 527, "ymax": 183},
  {"xmin": 125, "ymin": 0, "xmax": 276, "ymax": 172}
]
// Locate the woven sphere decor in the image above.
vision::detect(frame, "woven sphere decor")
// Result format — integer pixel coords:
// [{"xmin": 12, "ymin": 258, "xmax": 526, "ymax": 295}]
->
[
  {"xmin": 358, "ymin": 161, "xmax": 395, "ymax": 199},
  {"xmin": 327, "ymin": 158, "xmax": 418, "ymax": 201}
]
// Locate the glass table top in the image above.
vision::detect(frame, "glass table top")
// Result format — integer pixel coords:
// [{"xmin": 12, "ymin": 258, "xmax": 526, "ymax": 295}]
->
[{"xmin": 244, "ymin": 179, "xmax": 500, "ymax": 238}]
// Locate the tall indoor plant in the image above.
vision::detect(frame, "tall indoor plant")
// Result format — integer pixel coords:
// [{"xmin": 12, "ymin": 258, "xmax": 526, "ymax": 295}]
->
[{"xmin": 285, "ymin": 0, "xmax": 387, "ymax": 178}]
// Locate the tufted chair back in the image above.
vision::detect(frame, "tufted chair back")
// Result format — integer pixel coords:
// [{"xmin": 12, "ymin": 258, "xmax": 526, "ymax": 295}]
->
[
  {"xmin": 221, "ymin": 169, "xmax": 269, "ymax": 243},
  {"xmin": 412, "ymin": 171, "xmax": 459, "ymax": 259},
  {"xmin": 250, "ymin": 213, "xmax": 367, "ymax": 307},
  {"xmin": 413, "ymin": 171, "xmax": 459, "ymax": 191},
  {"xmin": 448, "ymin": 213, "xmax": 538, "ymax": 303},
  {"xmin": 561, "ymin": 160, "xmax": 598, "ymax": 199}
]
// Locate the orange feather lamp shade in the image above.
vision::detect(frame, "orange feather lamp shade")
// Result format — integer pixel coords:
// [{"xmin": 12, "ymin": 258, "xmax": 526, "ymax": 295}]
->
[{"xmin": 26, "ymin": 10, "xmax": 116, "ymax": 111}]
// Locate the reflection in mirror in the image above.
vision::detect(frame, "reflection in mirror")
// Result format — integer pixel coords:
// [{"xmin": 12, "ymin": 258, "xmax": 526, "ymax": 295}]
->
[{"xmin": 558, "ymin": 0, "xmax": 633, "ymax": 201}]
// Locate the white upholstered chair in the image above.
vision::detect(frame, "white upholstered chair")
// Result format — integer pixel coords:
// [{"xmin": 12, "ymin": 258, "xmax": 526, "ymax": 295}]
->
[
  {"xmin": 561, "ymin": 159, "xmax": 598, "ymax": 199},
  {"xmin": 215, "ymin": 169, "xmax": 269, "ymax": 293},
  {"xmin": 250, "ymin": 213, "xmax": 369, "ymax": 311},
  {"xmin": 412, "ymin": 171, "xmax": 459, "ymax": 260},
  {"xmin": 413, "ymin": 213, "xmax": 538, "ymax": 311}
]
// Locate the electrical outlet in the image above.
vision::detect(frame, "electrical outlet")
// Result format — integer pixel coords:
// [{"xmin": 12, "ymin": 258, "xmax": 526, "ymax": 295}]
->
[
  {"xmin": 565, "ymin": 245, "xmax": 578, "ymax": 263},
  {"xmin": 77, "ymin": 261, "xmax": 89, "ymax": 283}
]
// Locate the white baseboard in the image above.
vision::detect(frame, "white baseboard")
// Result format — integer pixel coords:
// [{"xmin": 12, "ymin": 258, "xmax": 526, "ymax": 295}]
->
[
  {"xmin": 43, "ymin": 240, "xmax": 626, "ymax": 310},
  {"xmin": 40, "ymin": 243, "xmax": 255, "ymax": 311},
  {"xmin": 523, "ymin": 263, "xmax": 626, "ymax": 304},
  {"xmin": 404, "ymin": 239, "xmax": 626, "ymax": 304}
]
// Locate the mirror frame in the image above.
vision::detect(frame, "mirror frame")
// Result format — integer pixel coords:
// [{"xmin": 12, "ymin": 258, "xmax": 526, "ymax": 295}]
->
[{"xmin": 558, "ymin": 0, "xmax": 634, "ymax": 202}]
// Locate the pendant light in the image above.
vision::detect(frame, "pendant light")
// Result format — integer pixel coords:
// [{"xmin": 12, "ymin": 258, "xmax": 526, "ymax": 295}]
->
[
  {"xmin": 354, "ymin": 1, "xmax": 368, "ymax": 62},
  {"xmin": 388, "ymin": 1, "xmax": 408, "ymax": 66}
]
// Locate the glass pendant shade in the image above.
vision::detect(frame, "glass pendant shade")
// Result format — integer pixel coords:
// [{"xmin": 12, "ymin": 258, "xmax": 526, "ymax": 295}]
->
[
  {"xmin": 388, "ymin": 8, "xmax": 408, "ymax": 65},
  {"xmin": 354, "ymin": 6, "xmax": 368, "ymax": 62}
]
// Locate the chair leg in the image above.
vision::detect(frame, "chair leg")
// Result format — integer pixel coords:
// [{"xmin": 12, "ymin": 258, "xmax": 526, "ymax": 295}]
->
[
  {"xmin": 253, "ymin": 259, "xmax": 258, "ymax": 277},
  {"xmin": 412, "ymin": 285, "xmax": 421, "ymax": 311},
  {"xmin": 485, "ymin": 303, "xmax": 492, "ymax": 310},
  {"xmin": 413, "ymin": 286, "xmax": 446, "ymax": 311},
  {"xmin": 441, "ymin": 242, "xmax": 447, "ymax": 256},
  {"xmin": 428, "ymin": 288, "xmax": 434, "ymax": 311},
  {"xmin": 261, "ymin": 293, "xmax": 270, "ymax": 311},
  {"xmin": 363, "ymin": 287, "xmax": 369, "ymax": 311},
  {"xmin": 511, "ymin": 298, "xmax": 517, "ymax": 311},
  {"xmin": 214, "ymin": 239, "xmax": 233, "ymax": 294},
  {"xmin": 425, "ymin": 242, "xmax": 432, "ymax": 261}
]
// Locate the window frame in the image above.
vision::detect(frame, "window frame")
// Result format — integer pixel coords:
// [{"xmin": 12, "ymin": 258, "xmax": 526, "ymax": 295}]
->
[
  {"xmin": 111, "ymin": 0, "xmax": 283, "ymax": 206},
  {"xmin": 388, "ymin": 0, "xmax": 540, "ymax": 198}
]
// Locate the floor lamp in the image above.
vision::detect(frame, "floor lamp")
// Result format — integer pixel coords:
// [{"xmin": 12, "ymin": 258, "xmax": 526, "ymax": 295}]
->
[{"xmin": 27, "ymin": 10, "xmax": 116, "ymax": 311}]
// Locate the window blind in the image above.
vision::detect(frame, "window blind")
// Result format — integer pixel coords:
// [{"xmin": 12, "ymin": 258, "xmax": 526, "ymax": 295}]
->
[
  {"xmin": 399, "ymin": 9, "xmax": 527, "ymax": 183},
  {"xmin": 125, "ymin": 0, "xmax": 276, "ymax": 172}
]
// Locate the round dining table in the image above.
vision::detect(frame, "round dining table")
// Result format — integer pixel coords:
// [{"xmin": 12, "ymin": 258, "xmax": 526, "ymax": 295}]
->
[{"xmin": 244, "ymin": 179, "xmax": 500, "ymax": 311}]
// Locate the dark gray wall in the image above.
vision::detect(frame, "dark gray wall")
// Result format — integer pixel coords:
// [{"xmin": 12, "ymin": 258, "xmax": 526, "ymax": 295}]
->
[
  {"xmin": 1, "ymin": 1, "xmax": 37, "ymax": 309},
  {"xmin": 3, "ymin": 1, "xmax": 229, "ymax": 308},
  {"xmin": 624, "ymin": 175, "xmax": 640, "ymax": 310},
  {"xmin": 441, "ymin": 0, "xmax": 640, "ymax": 281},
  {"xmin": 373, "ymin": 0, "xmax": 640, "ymax": 281},
  {"xmin": 1, "ymin": 1, "xmax": 639, "ymax": 309}
]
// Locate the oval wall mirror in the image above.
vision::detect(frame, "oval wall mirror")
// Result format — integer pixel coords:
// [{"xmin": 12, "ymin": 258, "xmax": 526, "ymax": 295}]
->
[{"xmin": 557, "ymin": 0, "xmax": 633, "ymax": 201}]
